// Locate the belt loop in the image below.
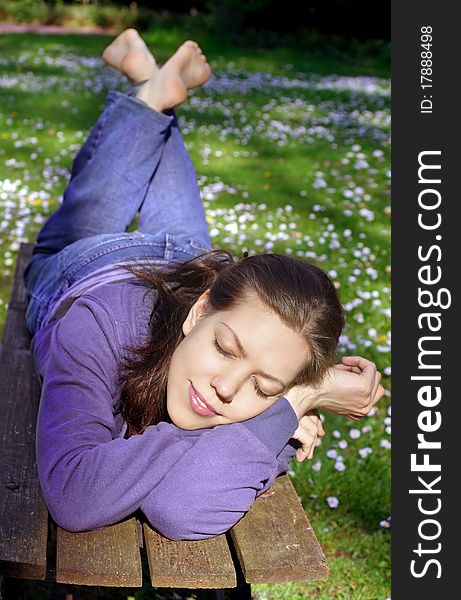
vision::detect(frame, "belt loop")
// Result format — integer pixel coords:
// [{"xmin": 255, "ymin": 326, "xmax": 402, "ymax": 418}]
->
[{"xmin": 164, "ymin": 233, "xmax": 175, "ymax": 260}]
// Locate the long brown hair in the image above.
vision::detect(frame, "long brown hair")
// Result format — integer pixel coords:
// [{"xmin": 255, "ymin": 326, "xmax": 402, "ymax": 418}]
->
[{"xmin": 117, "ymin": 250, "xmax": 344, "ymax": 435}]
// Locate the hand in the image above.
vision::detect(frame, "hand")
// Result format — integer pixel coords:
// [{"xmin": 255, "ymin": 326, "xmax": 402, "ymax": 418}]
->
[
  {"xmin": 291, "ymin": 410, "xmax": 325, "ymax": 462},
  {"xmin": 284, "ymin": 356, "xmax": 384, "ymax": 421},
  {"xmin": 317, "ymin": 356, "xmax": 384, "ymax": 420}
]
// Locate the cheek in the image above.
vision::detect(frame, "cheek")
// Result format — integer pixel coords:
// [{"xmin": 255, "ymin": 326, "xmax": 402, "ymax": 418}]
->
[
  {"xmin": 192, "ymin": 351, "xmax": 221, "ymax": 377},
  {"xmin": 172, "ymin": 336, "xmax": 220, "ymax": 378},
  {"xmin": 237, "ymin": 395, "xmax": 279, "ymax": 421}
]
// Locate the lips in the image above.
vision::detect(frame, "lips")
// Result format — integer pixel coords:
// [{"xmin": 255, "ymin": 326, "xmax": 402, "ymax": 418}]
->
[{"xmin": 189, "ymin": 383, "xmax": 217, "ymax": 417}]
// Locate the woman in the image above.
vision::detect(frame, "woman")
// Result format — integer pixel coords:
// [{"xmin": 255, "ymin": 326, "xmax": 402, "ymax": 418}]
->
[{"xmin": 23, "ymin": 30, "xmax": 384, "ymax": 540}]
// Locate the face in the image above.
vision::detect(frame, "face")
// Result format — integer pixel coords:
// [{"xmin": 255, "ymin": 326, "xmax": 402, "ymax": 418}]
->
[{"xmin": 166, "ymin": 289, "xmax": 310, "ymax": 430}]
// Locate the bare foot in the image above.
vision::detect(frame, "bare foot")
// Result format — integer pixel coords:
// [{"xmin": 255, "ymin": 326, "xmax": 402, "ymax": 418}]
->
[
  {"xmin": 102, "ymin": 28, "xmax": 158, "ymax": 83},
  {"xmin": 136, "ymin": 40, "xmax": 212, "ymax": 112}
]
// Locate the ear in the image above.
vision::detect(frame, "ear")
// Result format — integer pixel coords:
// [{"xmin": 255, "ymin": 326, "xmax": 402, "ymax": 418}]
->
[{"xmin": 182, "ymin": 289, "xmax": 211, "ymax": 336}]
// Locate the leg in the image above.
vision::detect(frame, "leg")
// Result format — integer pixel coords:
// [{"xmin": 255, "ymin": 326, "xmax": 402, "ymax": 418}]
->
[
  {"xmin": 103, "ymin": 29, "xmax": 212, "ymax": 247},
  {"xmin": 137, "ymin": 111, "xmax": 211, "ymax": 248},
  {"xmin": 33, "ymin": 91, "xmax": 173, "ymax": 257}
]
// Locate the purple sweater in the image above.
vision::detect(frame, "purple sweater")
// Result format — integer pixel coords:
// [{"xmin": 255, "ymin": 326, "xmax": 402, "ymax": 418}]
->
[{"xmin": 31, "ymin": 280, "xmax": 299, "ymax": 541}]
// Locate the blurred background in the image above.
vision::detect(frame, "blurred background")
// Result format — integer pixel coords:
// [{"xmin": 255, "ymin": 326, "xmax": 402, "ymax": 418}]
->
[
  {"xmin": 0, "ymin": 2, "xmax": 390, "ymax": 599},
  {"xmin": 0, "ymin": 0, "xmax": 389, "ymax": 40}
]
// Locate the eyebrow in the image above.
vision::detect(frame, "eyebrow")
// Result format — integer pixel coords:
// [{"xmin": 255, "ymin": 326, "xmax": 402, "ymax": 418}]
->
[{"xmin": 219, "ymin": 321, "xmax": 288, "ymax": 388}]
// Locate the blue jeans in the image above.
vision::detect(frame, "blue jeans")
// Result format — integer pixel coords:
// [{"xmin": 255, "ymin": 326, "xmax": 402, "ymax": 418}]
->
[{"xmin": 24, "ymin": 90, "xmax": 212, "ymax": 335}]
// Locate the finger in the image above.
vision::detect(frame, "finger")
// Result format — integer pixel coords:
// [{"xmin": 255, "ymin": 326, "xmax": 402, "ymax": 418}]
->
[
  {"xmin": 298, "ymin": 436, "xmax": 316, "ymax": 461},
  {"xmin": 296, "ymin": 448, "xmax": 308, "ymax": 462},
  {"xmin": 293, "ymin": 426, "xmax": 317, "ymax": 460},
  {"xmin": 341, "ymin": 356, "xmax": 377, "ymax": 380},
  {"xmin": 370, "ymin": 371, "xmax": 384, "ymax": 406},
  {"xmin": 303, "ymin": 414, "xmax": 326, "ymax": 437},
  {"xmin": 370, "ymin": 371, "xmax": 382, "ymax": 404},
  {"xmin": 334, "ymin": 363, "xmax": 362, "ymax": 375},
  {"xmin": 374, "ymin": 384, "xmax": 385, "ymax": 404},
  {"xmin": 301, "ymin": 414, "xmax": 323, "ymax": 435},
  {"xmin": 334, "ymin": 363, "xmax": 356, "ymax": 372}
]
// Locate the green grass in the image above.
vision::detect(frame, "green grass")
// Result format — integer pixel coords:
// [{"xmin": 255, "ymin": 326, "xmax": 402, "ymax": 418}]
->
[{"xmin": 0, "ymin": 24, "xmax": 390, "ymax": 600}]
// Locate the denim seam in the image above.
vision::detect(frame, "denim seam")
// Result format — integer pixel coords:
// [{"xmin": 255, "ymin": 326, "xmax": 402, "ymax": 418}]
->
[
  {"xmin": 64, "ymin": 241, "xmax": 169, "ymax": 279},
  {"xmin": 87, "ymin": 101, "xmax": 113, "ymax": 163},
  {"xmin": 57, "ymin": 234, "xmax": 163, "ymax": 269}
]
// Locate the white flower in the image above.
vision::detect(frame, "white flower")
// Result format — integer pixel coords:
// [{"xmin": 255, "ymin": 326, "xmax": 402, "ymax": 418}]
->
[
  {"xmin": 326, "ymin": 449, "xmax": 338, "ymax": 459},
  {"xmin": 359, "ymin": 447, "xmax": 373, "ymax": 458},
  {"xmin": 380, "ymin": 439, "xmax": 391, "ymax": 449},
  {"xmin": 338, "ymin": 440, "xmax": 348, "ymax": 449},
  {"xmin": 349, "ymin": 428, "xmax": 361, "ymax": 439},
  {"xmin": 327, "ymin": 496, "xmax": 339, "ymax": 508},
  {"xmin": 332, "ymin": 430, "xmax": 341, "ymax": 438},
  {"xmin": 335, "ymin": 461, "xmax": 346, "ymax": 472},
  {"xmin": 312, "ymin": 460, "xmax": 322, "ymax": 472}
]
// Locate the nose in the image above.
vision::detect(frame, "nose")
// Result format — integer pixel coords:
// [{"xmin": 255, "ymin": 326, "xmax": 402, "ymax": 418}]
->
[{"xmin": 210, "ymin": 374, "xmax": 238, "ymax": 404}]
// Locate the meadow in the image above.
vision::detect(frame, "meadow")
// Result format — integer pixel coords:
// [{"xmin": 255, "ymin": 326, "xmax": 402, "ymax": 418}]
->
[{"xmin": 0, "ymin": 23, "xmax": 391, "ymax": 600}]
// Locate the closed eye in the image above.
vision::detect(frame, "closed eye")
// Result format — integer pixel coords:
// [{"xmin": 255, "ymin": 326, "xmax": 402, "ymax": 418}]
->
[
  {"xmin": 213, "ymin": 338, "xmax": 270, "ymax": 399},
  {"xmin": 213, "ymin": 338, "xmax": 233, "ymax": 358}
]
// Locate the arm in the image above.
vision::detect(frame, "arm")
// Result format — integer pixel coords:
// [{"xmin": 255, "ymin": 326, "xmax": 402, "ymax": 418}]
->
[
  {"xmin": 36, "ymin": 293, "xmax": 298, "ymax": 539},
  {"xmin": 284, "ymin": 356, "xmax": 385, "ymax": 421},
  {"xmin": 142, "ymin": 397, "xmax": 298, "ymax": 540}
]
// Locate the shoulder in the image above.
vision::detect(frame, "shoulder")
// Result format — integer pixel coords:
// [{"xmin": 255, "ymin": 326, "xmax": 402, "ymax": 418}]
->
[
  {"xmin": 81, "ymin": 280, "xmax": 158, "ymax": 350},
  {"xmin": 83, "ymin": 279, "xmax": 155, "ymax": 318}
]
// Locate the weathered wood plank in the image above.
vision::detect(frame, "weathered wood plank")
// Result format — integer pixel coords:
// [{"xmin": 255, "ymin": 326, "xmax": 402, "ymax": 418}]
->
[
  {"xmin": 10, "ymin": 243, "xmax": 34, "ymax": 309},
  {"xmin": 0, "ymin": 350, "xmax": 48, "ymax": 580},
  {"xmin": 1, "ymin": 243, "xmax": 33, "ymax": 350},
  {"xmin": 230, "ymin": 475, "xmax": 329, "ymax": 583},
  {"xmin": 2, "ymin": 306, "xmax": 32, "ymax": 351},
  {"xmin": 143, "ymin": 524, "xmax": 237, "ymax": 588},
  {"xmin": 56, "ymin": 518, "xmax": 142, "ymax": 587}
]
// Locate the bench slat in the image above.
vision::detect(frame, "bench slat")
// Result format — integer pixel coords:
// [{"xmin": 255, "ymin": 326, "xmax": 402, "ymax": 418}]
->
[
  {"xmin": 1, "ymin": 243, "xmax": 33, "ymax": 350},
  {"xmin": 2, "ymin": 306, "xmax": 32, "ymax": 351},
  {"xmin": 10, "ymin": 243, "xmax": 34, "ymax": 308},
  {"xmin": 230, "ymin": 475, "xmax": 329, "ymax": 583},
  {"xmin": 0, "ymin": 349, "xmax": 48, "ymax": 580},
  {"xmin": 56, "ymin": 518, "xmax": 142, "ymax": 587},
  {"xmin": 143, "ymin": 525, "xmax": 237, "ymax": 588}
]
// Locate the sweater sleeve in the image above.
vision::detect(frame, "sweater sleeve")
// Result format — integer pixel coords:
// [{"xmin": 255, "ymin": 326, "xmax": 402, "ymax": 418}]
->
[
  {"xmin": 35, "ymin": 293, "xmax": 299, "ymax": 539},
  {"xmin": 142, "ymin": 398, "xmax": 299, "ymax": 540}
]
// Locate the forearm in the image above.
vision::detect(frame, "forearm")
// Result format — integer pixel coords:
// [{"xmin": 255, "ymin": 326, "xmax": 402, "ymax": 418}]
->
[{"xmin": 142, "ymin": 398, "xmax": 299, "ymax": 540}]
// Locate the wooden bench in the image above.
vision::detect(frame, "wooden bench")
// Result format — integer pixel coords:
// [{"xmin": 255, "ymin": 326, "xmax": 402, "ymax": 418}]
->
[{"xmin": 0, "ymin": 243, "xmax": 328, "ymax": 595}]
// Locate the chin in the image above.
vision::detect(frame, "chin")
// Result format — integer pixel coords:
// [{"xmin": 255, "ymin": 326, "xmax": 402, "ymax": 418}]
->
[{"xmin": 167, "ymin": 404, "xmax": 197, "ymax": 430}]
